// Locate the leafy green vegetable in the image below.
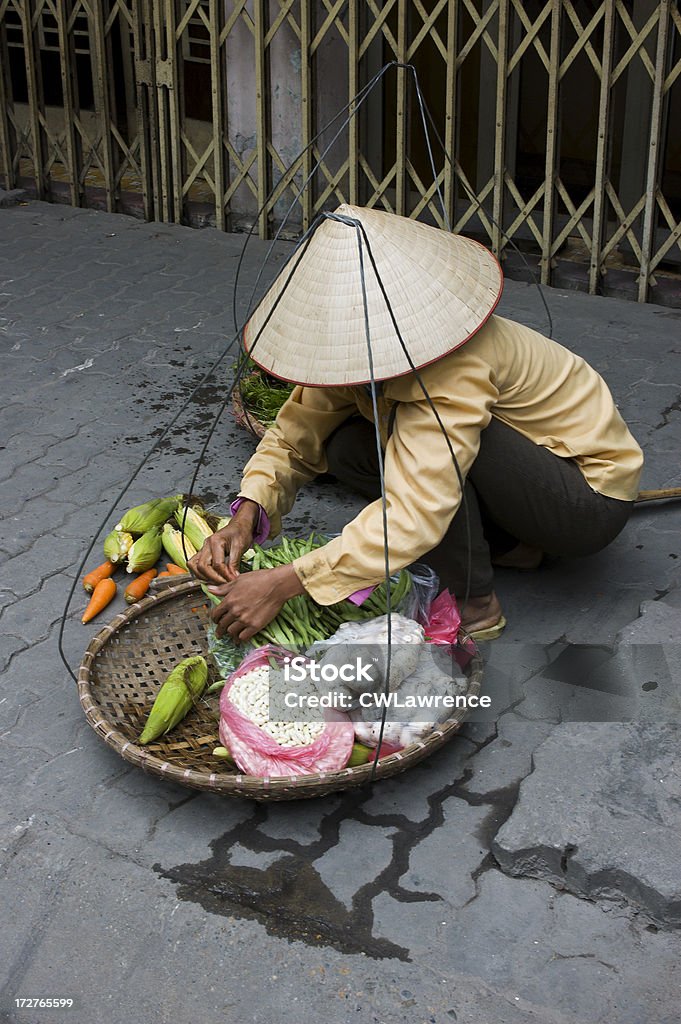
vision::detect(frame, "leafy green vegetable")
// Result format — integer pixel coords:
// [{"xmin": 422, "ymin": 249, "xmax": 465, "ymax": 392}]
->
[{"xmin": 237, "ymin": 365, "xmax": 294, "ymax": 427}]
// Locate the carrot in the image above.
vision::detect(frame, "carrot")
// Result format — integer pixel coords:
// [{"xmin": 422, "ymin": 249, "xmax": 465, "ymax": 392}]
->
[
  {"xmin": 82, "ymin": 578, "xmax": 117, "ymax": 623},
  {"xmin": 157, "ymin": 571, "xmax": 173, "ymax": 578},
  {"xmin": 82, "ymin": 560, "xmax": 116, "ymax": 594},
  {"xmin": 124, "ymin": 569, "xmax": 157, "ymax": 604},
  {"xmin": 166, "ymin": 563, "xmax": 188, "ymax": 576}
]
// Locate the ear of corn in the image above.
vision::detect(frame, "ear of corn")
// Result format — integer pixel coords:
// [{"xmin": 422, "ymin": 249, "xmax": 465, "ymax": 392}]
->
[
  {"xmin": 175, "ymin": 505, "xmax": 213, "ymax": 553},
  {"xmin": 139, "ymin": 655, "xmax": 208, "ymax": 744},
  {"xmin": 115, "ymin": 494, "xmax": 182, "ymax": 534},
  {"xmin": 125, "ymin": 526, "xmax": 163, "ymax": 573},
  {"xmin": 161, "ymin": 523, "xmax": 197, "ymax": 570},
  {"xmin": 103, "ymin": 529, "xmax": 133, "ymax": 564}
]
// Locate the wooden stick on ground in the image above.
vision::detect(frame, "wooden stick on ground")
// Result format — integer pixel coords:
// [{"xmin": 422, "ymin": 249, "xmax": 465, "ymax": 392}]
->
[{"xmin": 635, "ymin": 487, "xmax": 681, "ymax": 503}]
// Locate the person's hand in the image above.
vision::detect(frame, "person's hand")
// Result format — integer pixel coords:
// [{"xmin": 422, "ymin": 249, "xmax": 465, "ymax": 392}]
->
[
  {"xmin": 209, "ymin": 564, "xmax": 305, "ymax": 642},
  {"xmin": 188, "ymin": 500, "xmax": 259, "ymax": 585}
]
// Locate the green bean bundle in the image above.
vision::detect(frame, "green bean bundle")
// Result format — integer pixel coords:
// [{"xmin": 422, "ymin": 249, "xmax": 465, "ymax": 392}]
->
[
  {"xmin": 250, "ymin": 535, "xmax": 412, "ymax": 647},
  {"xmin": 204, "ymin": 533, "xmax": 413, "ymax": 652}
]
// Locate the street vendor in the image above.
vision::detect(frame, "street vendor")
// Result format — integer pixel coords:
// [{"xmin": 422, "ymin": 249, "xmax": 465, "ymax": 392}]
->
[{"xmin": 189, "ymin": 204, "xmax": 644, "ymax": 641}]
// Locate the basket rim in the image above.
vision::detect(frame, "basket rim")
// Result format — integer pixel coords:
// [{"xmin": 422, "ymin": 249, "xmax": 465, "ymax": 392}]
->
[{"xmin": 77, "ymin": 580, "xmax": 484, "ymax": 799}]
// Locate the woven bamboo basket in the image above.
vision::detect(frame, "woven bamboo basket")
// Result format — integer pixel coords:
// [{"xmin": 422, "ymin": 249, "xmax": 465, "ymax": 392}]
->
[
  {"xmin": 231, "ymin": 381, "xmax": 268, "ymax": 439},
  {"xmin": 78, "ymin": 580, "xmax": 484, "ymax": 801}
]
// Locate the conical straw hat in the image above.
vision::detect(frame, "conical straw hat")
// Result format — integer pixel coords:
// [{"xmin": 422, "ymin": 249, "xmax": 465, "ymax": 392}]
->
[{"xmin": 243, "ymin": 204, "xmax": 502, "ymax": 387}]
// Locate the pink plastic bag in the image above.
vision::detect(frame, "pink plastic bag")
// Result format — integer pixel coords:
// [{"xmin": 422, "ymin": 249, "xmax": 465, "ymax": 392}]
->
[
  {"xmin": 219, "ymin": 645, "xmax": 355, "ymax": 778},
  {"xmin": 424, "ymin": 589, "xmax": 461, "ymax": 644}
]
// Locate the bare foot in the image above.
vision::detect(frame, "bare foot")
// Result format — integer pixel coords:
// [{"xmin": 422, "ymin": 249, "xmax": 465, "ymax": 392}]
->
[
  {"xmin": 460, "ymin": 591, "xmax": 504, "ymax": 635},
  {"xmin": 492, "ymin": 543, "xmax": 543, "ymax": 571}
]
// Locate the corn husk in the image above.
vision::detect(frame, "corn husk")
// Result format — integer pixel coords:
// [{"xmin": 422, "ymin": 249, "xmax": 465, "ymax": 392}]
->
[
  {"xmin": 175, "ymin": 505, "xmax": 213, "ymax": 553},
  {"xmin": 139, "ymin": 655, "xmax": 208, "ymax": 744},
  {"xmin": 103, "ymin": 529, "xmax": 133, "ymax": 564},
  {"xmin": 115, "ymin": 495, "xmax": 182, "ymax": 534},
  {"xmin": 126, "ymin": 526, "xmax": 163, "ymax": 574},
  {"xmin": 161, "ymin": 523, "xmax": 197, "ymax": 570}
]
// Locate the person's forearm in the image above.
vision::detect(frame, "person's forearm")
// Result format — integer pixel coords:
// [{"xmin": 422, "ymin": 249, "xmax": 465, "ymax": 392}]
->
[
  {"xmin": 268, "ymin": 562, "xmax": 306, "ymax": 601},
  {"xmin": 236, "ymin": 385, "xmax": 357, "ymax": 536},
  {"xmin": 232, "ymin": 497, "xmax": 260, "ymax": 528},
  {"xmin": 230, "ymin": 496, "xmax": 269, "ymax": 543}
]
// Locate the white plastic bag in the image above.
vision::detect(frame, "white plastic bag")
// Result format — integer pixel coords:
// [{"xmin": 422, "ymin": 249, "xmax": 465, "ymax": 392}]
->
[{"xmin": 307, "ymin": 613, "xmax": 425, "ymax": 694}]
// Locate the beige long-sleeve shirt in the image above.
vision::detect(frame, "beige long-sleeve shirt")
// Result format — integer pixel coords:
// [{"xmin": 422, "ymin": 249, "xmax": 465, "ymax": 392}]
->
[{"xmin": 237, "ymin": 315, "xmax": 644, "ymax": 605}]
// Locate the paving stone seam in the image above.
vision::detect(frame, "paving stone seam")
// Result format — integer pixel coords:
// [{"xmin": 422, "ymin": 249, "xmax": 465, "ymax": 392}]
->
[
  {"xmin": 0, "ymin": 693, "xmax": 48, "ymax": 738},
  {"xmin": 0, "ymin": 509, "xmax": 85, "ymax": 562},
  {"xmin": 1, "ymin": 501, "xmax": 102, "ymax": 560},
  {"xmin": 0, "ymin": 637, "xmax": 30, "ymax": 673},
  {"xmin": 0, "ymin": 561, "xmax": 80, "ymax": 606},
  {"xmin": 142, "ymin": 792, "xmax": 202, "ymax": 844},
  {"xmin": 0, "ymin": 438, "xmax": 85, "ymax": 485},
  {"xmin": 3, "ymin": 462, "xmax": 137, "ymax": 518},
  {"xmin": 0, "ymin": 592, "xmax": 72, "ymax": 642},
  {"xmin": 2, "ymin": 473, "xmax": 84, "ymax": 517}
]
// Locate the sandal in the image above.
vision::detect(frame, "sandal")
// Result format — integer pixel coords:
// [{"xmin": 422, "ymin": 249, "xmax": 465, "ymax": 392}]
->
[{"xmin": 467, "ymin": 615, "xmax": 507, "ymax": 641}]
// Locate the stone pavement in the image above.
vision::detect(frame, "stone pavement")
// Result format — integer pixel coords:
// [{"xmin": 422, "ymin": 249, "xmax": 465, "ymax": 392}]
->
[{"xmin": 1, "ymin": 200, "xmax": 680, "ymax": 1024}]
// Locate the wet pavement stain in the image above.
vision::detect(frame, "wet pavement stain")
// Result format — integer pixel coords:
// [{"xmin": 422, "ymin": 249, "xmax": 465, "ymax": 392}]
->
[
  {"xmin": 654, "ymin": 390, "xmax": 681, "ymax": 430},
  {"xmin": 155, "ymin": 766, "xmax": 490, "ymax": 962},
  {"xmin": 162, "ymin": 848, "xmax": 408, "ymax": 960}
]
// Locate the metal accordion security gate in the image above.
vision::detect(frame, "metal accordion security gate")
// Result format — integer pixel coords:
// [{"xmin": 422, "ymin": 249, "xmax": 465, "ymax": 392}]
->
[{"xmin": 1, "ymin": 0, "xmax": 680, "ymax": 303}]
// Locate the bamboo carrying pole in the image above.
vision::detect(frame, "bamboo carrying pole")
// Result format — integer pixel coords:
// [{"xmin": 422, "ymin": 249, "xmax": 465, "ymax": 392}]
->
[{"xmin": 635, "ymin": 487, "xmax": 681, "ymax": 503}]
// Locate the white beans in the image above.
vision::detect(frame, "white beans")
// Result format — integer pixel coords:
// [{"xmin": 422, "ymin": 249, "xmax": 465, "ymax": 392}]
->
[{"xmin": 230, "ymin": 667, "xmax": 324, "ymax": 747}]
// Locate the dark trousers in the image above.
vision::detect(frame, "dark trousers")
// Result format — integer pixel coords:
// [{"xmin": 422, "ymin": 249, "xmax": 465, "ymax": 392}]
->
[{"xmin": 324, "ymin": 415, "xmax": 634, "ymax": 597}]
